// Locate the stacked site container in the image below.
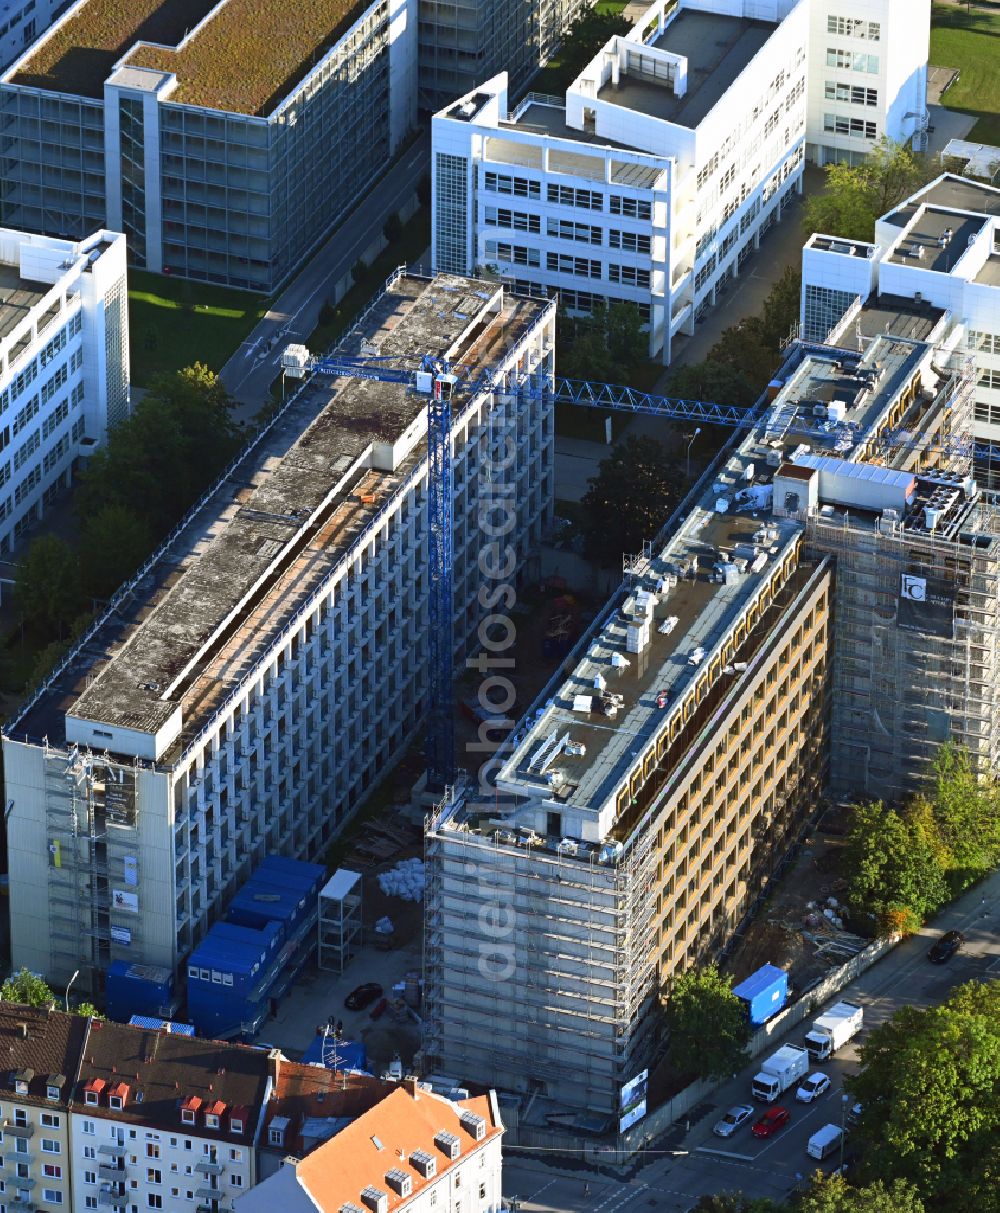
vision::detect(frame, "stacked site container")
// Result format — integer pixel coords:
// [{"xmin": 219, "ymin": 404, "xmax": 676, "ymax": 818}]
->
[
  {"xmin": 105, "ymin": 961, "xmax": 179, "ymax": 1023},
  {"xmin": 186, "ymin": 856, "xmax": 326, "ymax": 1039}
]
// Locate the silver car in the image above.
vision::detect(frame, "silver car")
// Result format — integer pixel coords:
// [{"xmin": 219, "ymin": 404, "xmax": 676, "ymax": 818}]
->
[
  {"xmin": 795, "ymin": 1072, "xmax": 832, "ymax": 1103},
  {"xmin": 712, "ymin": 1104, "xmax": 755, "ymax": 1137}
]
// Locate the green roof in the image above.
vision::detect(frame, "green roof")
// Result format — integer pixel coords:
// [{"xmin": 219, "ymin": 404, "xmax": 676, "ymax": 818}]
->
[{"xmin": 12, "ymin": 0, "xmax": 368, "ymax": 116}]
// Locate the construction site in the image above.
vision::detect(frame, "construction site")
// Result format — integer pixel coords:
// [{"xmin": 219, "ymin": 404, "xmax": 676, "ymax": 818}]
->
[{"xmin": 422, "ymin": 289, "xmax": 1000, "ymax": 1135}]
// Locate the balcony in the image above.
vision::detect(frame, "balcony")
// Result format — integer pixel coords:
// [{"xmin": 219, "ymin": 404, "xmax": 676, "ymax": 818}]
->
[
  {"xmin": 195, "ymin": 1160, "xmax": 223, "ymax": 1175},
  {"xmin": 98, "ymin": 1187, "xmax": 127, "ymax": 1209},
  {"xmin": 2, "ymin": 1120, "xmax": 34, "ymax": 1138},
  {"xmin": 98, "ymin": 1143, "xmax": 126, "ymax": 1157},
  {"xmin": 99, "ymin": 1164, "xmax": 127, "ymax": 1181}
]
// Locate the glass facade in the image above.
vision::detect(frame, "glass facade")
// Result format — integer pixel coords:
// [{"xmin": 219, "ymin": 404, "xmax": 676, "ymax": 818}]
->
[
  {"xmin": 434, "ymin": 151, "xmax": 469, "ymax": 274},
  {"xmin": 1, "ymin": 0, "xmax": 395, "ymax": 293},
  {"xmin": 802, "ymin": 282, "xmax": 856, "ymax": 343}
]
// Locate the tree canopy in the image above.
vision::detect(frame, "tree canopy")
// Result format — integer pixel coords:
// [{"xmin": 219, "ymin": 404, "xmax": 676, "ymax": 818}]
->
[
  {"xmin": 77, "ymin": 362, "xmax": 239, "ymax": 541},
  {"xmin": 842, "ymin": 743, "xmax": 1000, "ymax": 934},
  {"xmin": 14, "ymin": 534, "xmax": 81, "ymax": 640},
  {"xmin": 848, "ymin": 980, "xmax": 1000, "ymax": 1212},
  {"xmin": 803, "ymin": 139, "xmax": 933, "ymax": 242},
  {"xmin": 795, "ymin": 1176, "xmax": 925, "ymax": 1213},
  {"xmin": 0, "ymin": 968, "xmax": 57, "ymax": 1008},
  {"xmin": 688, "ymin": 1195, "xmax": 784, "ymax": 1213},
  {"xmin": 579, "ymin": 434, "xmax": 683, "ymax": 566},
  {"xmin": 558, "ymin": 301, "xmax": 647, "ymax": 383},
  {"xmin": 665, "ymin": 963, "xmax": 750, "ymax": 1080}
]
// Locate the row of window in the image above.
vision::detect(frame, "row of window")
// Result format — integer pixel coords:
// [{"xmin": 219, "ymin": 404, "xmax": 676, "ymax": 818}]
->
[
  {"xmin": 979, "ymin": 370, "xmax": 1000, "ymax": 390},
  {"xmin": 968, "ymin": 330, "xmax": 1000, "ymax": 355},
  {"xmin": 823, "ymin": 114, "xmax": 877, "ymax": 139},
  {"xmin": 481, "ymin": 170, "xmax": 652, "ymax": 218},
  {"xmin": 827, "ymin": 15, "xmax": 880, "ymax": 40},
  {"xmin": 559, "ymin": 288, "xmax": 652, "ymax": 323},
  {"xmin": 824, "ymin": 80, "xmax": 877, "ymax": 107},
  {"xmin": 826, "ymin": 48, "xmax": 879, "ymax": 74},
  {"xmin": 974, "ymin": 402, "xmax": 1000, "ymax": 425}
]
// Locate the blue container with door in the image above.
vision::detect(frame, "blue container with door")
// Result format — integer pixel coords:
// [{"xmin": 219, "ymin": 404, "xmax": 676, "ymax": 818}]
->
[
  {"xmin": 105, "ymin": 961, "xmax": 178, "ymax": 1023},
  {"xmin": 732, "ymin": 964, "xmax": 788, "ymax": 1026}
]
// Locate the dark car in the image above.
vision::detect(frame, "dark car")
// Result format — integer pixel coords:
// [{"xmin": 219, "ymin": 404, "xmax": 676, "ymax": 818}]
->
[
  {"xmin": 751, "ymin": 1106, "xmax": 791, "ymax": 1139},
  {"xmin": 369, "ymin": 996, "xmax": 389, "ymax": 1020},
  {"xmin": 927, "ymin": 929, "xmax": 964, "ymax": 964},
  {"xmin": 344, "ymin": 982, "xmax": 383, "ymax": 1010}
]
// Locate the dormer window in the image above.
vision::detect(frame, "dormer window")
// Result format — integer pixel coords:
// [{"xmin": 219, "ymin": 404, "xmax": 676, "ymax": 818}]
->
[
  {"xmin": 46, "ymin": 1074, "xmax": 65, "ymax": 1103},
  {"xmin": 181, "ymin": 1109, "xmax": 196, "ymax": 1125},
  {"xmin": 13, "ymin": 1069, "xmax": 32, "ymax": 1098},
  {"xmin": 229, "ymin": 1108, "xmax": 248, "ymax": 1136},
  {"xmin": 83, "ymin": 1078, "xmax": 106, "ymax": 1107},
  {"xmin": 108, "ymin": 1083, "xmax": 129, "ymax": 1111},
  {"xmin": 180, "ymin": 1095, "xmax": 202, "ymax": 1126},
  {"xmin": 267, "ymin": 1116, "xmax": 289, "ymax": 1148},
  {"xmin": 205, "ymin": 1114, "xmax": 219, "ymax": 1130},
  {"xmin": 109, "ymin": 1095, "xmax": 123, "ymax": 1110}
]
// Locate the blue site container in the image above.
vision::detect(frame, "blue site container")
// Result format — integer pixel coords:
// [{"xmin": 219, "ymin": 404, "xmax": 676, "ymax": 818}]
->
[
  {"xmin": 105, "ymin": 961, "xmax": 177, "ymax": 1023},
  {"xmin": 227, "ymin": 880, "xmax": 303, "ymax": 934},
  {"xmin": 187, "ymin": 922, "xmax": 283, "ymax": 1039},
  {"xmin": 732, "ymin": 964, "xmax": 789, "ymax": 1026},
  {"xmin": 254, "ymin": 855, "xmax": 325, "ymax": 891}
]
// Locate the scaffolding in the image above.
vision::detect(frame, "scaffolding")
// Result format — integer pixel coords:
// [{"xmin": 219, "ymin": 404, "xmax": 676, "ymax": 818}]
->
[
  {"xmin": 317, "ymin": 869, "xmax": 363, "ymax": 974},
  {"xmin": 809, "ymin": 491, "xmax": 1000, "ymax": 801}
]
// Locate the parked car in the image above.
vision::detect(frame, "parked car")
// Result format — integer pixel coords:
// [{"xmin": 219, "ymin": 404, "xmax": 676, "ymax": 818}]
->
[
  {"xmin": 795, "ymin": 1072, "xmax": 832, "ymax": 1103},
  {"xmin": 344, "ymin": 982, "xmax": 383, "ymax": 1010},
  {"xmin": 369, "ymin": 996, "xmax": 389, "ymax": 1020},
  {"xmin": 751, "ymin": 1106, "xmax": 791, "ymax": 1139},
  {"xmin": 847, "ymin": 1101, "xmax": 863, "ymax": 1124},
  {"xmin": 927, "ymin": 929, "xmax": 964, "ymax": 964},
  {"xmin": 712, "ymin": 1104, "xmax": 755, "ymax": 1138}
]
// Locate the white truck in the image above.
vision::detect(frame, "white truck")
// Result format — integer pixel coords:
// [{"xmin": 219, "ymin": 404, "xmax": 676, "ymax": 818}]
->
[
  {"xmin": 751, "ymin": 1044, "xmax": 810, "ymax": 1102},
  {"xmin": 804, "ymin": 1001, "xmax": 863, "ymax": 1061}
]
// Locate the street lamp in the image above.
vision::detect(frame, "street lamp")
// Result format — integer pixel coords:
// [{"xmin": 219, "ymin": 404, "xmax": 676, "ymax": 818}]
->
[
  {"xmin": 64, "ymin": 969, "xmax": 80, "ymax": 1014},
  {"xmin": 685, "ymin": 428, "xmax": 702, "ymax": 480},
  {"xmin": 839, "ymin": 1092, "xmax": 850, "ymax": 1172}
]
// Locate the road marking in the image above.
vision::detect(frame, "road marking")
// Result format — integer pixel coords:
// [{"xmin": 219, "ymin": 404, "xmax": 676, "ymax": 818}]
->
[
  {"xmin": 694, "ymin": 1147, "xmax": 755, "ymax": 1161},
  {"xmin": 526, "ymin": 1179, "xmax": 556, "ymax": 1203}
]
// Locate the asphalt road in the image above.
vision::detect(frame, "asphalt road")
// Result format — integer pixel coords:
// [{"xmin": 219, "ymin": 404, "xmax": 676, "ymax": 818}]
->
[
  {"xmin": 502, "ymin": 865, "xmax": 1000, "ymax": 1211},
  {"xmin": 219, "ymin": 133, "xmax": 431, "ymax": 412}
]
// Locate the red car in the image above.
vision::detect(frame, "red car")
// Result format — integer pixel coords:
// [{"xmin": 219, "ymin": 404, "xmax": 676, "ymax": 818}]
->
[
  {"xmin": 369, "ymin": 997, "xmax": 389, "ymax": 1020},
  {"xmin": 751, "ymin": 1106, "xmax": 791, "ymax": 1139}
]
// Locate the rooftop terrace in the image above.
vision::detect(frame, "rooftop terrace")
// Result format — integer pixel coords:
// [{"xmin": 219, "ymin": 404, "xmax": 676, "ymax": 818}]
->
[
  {"xmin": 11, "ymin": 275, "xmax": 549, "ymax": 759},
  {"xmin": 11, "ymin": 0, "xmax": 369, "ymax": 114},
  {"xmin": 596, "ymin": 9, "xmax": 775, "ymax": 128}
]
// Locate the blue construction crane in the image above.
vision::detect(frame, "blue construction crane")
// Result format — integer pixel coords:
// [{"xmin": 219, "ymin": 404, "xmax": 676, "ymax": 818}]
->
[{"xmin": 281, "ymin": 343, "xmax": 982, "ymax": 789}]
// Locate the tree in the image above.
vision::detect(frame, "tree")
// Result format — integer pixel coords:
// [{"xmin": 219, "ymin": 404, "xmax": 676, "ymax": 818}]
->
[
  {"xmin": 665, "ymin": 964, "xmax": 750, "ymax": 1080},
  {"xmin": 687, "ymin": 1195, "xmax": 784, "ymax": 1213},
  {"xmin": 562, "ymin": 7, "xmax": 630, "ymax": 68},
  {"xmin": 579, "ymin": 435, "xmax": 683, "ymax": 566},
  {"xmin": 841, "ymin": 798, "xmax": 949, "ymax": 935},
  {"xmin": 928, "ymin": 742, "xmax": 1000, "ymax": 890},
  {"xmin": 848, "ymin": 980, "xmax": 1000, "ymax": 1211},
  {"xmin": 803, "ymin": 139, "xmax": 932, "ymax": 242},
  {"xmin": 77, "ymin": 364, "xmax": 240, "ymax": 541},
  {"xmin": 796, "ymin": 1175, "xmax": 925, "ymax": 1213},
  {"xmin": 14, "ymin": 533, "xmax": 82, "ymax": 641},
  {"xmin": 558, "ymin": 301, "xmax": 647, "ymax": 383},
  {"xmin": 78, "ymin": 503, "xmax": 153, "ymax": 603},
  {"xmin": 0, "ymin": 969, "xmax": 56, "ymax": 1008}
]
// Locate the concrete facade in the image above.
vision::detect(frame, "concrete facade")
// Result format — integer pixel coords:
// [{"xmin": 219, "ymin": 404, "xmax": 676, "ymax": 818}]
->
[
  {"xmin": 0, "ymin": 226, "xmax": 129, "ymax": 553},
  {"xmin": 0, "ymin": 0, "xmax": 418, "ymax": 292},
  {"xmin": 2, "ymin": 273, "xmax": 555, "ymax": 993}
]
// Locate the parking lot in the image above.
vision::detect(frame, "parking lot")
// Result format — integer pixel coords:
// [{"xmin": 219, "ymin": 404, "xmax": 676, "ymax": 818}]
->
[{"xmin": 503, "ymin": 866, "xmax": 1000, "ymax": 1211}]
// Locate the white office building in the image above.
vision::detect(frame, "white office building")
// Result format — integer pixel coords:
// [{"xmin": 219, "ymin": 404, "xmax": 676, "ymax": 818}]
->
[
  {"xmin": 0, "ymin": 226, "xmax": 129, "ymax": 553},
  {"xmin": 2, "ymin": 272, "xmax": 554, "ymax": 991},
  {"xmin": 800, "ymin": 173, "xmax": 1000, "ymax": 481},
  {"xmin": 0, "ymin": 0, "xmax": 61, "ymax": 71},
  {"xmin": 431, "ymin": 0, "xmax": 930, "ymax": 363}
]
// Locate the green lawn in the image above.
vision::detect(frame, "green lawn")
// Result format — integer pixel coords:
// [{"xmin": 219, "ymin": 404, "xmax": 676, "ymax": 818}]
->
[
  {"xmin": 930, "ymin": 3, "xmax": 1000, "ymax": 145},
  {"xmin": 129, "ymin": 271, "xmax": 270, "ymax": 387}
]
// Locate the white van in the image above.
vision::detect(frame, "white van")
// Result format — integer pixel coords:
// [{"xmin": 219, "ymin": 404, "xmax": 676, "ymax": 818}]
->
[{"xmin": 807, "ymin": 1123, "xmax": 846, "ymax": 1161}]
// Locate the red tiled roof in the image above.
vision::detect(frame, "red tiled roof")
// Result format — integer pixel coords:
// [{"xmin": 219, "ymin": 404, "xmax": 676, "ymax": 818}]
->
[{"xmin": 295, "ymin": 1086, "xmax": 502, "ymax": 1213}]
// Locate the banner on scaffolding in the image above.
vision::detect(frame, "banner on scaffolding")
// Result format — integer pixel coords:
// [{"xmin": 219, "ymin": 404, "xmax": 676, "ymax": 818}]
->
[
  {"xmin": 897, "ymin": 572, "xmax": 955, "ymax": 640},
  {"xmin": 104, "ymin": 768, "xmax": 136, "ymax": 827}
]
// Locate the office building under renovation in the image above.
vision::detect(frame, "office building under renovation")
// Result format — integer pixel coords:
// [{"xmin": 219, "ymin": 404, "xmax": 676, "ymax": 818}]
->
[
  {"xmin": 2, "ymin": 272, "xmax": 555, "ymax": 991},
  {"xmin": 423, "ymin": 294, "xmax": 1000, "ymax": 1123}
]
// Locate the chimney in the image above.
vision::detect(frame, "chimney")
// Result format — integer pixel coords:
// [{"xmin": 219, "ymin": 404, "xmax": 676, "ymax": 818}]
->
[{"xmin": 402, "ymin": 1077, "xmax": 420, "ymax": 1099}]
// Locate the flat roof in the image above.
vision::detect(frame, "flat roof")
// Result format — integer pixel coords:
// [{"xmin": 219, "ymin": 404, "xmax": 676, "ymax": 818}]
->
[
  {"xmin": 496, "ymin": 102, "xmax": 667, "ymax": 188},
  {"xmin": 809, "ymin": 236, "xmax": 873, "ymax": 258},
  {"xmin": 0, "ymin": 264, "xmax": 47, "ymax": 345},
  {"xmin": 888, "ymin": 208, "xmax": 987, "ymax": 274},
  {"xmin": 493, "ymin": 336, "xmax": 940, "ymax": 827},
  {"xmin": 596, "ymin": 9, "xmax": 775, "ymax": 128},
  {"xmin": 853, "ymin": 293, "xmax": 945, "ymax": 342},
  {"xmin": 974, "ymin": 253, "xmax": 1000, "ymax": 287},
  {"xmin": 12, "ymin": 0, "xmax": 369, "ymax": 115},
  {"xmin": 12, "ymin": 275, "xmax": 550, "ymax": 757},
  {"xmin": 886, "ymin": 175, "xmax": 1000, "ymax": 229}
]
